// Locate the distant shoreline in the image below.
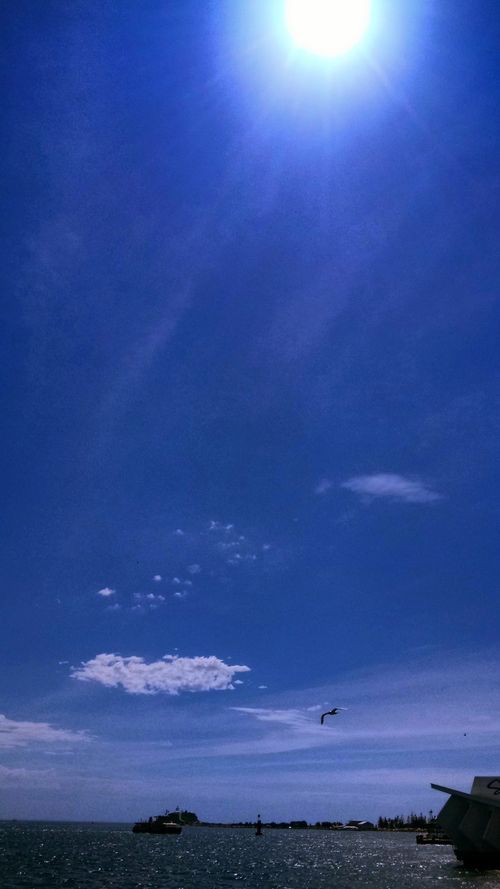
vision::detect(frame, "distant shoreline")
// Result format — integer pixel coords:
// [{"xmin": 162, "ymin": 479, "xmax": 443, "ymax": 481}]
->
[
  {"xmin": 0, "ymin": 819, "xmax": 424, "ymax": 833},
  {"xmin": 195, "ymin": 824, "xmax": 420, "ymax": 832},
  {"xmin": 0, "ymin": 818, "xmax": 425, "ymax": 833}
]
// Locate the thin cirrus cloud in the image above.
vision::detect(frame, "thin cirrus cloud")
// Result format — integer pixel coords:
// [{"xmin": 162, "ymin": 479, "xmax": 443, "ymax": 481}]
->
[
  {"xmin": 233, "ymin": 707, "xmax": 316, "ymax": 730},
  {"xmin": 0, "ymin": 765, "xmax": 57, "ymax": 788},
  {"xmin": 71, "ymin": 653, "xmax": 250, "ymax": 695},
  {"xmin": 341, "ymin": 473, "xmax": 442, "ymax": 504},
  {"xmin": 314, "ymin": 479, "xmax": 333, "ymax": 495},
  {"xmin": 0, "ymin": 714, "xmax": 90, "ymax": 749},
  {"xmin": 211, "ymin": 707, "xmax": 333, "ymax": 758},
  {"xmin": 222, "ymin": 651, "xmax": 500, "ymax": 759}
]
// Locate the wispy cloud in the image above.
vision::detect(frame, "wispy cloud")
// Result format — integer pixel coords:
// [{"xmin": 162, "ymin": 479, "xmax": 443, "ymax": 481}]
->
[
  {"xmin": 133, "ymin": 592, "xmax": 165, "ymax": 610},
  {"xmin": 233, "ymin": 707, "xmax": 315, "ymax": 729},
  {"xmin": 71, "ymin": 654, "xmax": 250, "ymax": 695},
  {"xmin": 315, "ymin": 479, "xmax": 333, "ymax": 495},
  {"xmin": 0, "ymin": 715, "xmax": 90, "ymax": 749},
  {"xmin": 14, "ymin": 653, "xmax": 500, "ymax": 821},
  {"xmin": 342, "ymin": 473, "xmax": 442, "ymax": 503},
  {"xmin": 209, "ymin": 521, "xmax": 234, "ymax": 532},
  {"xmin": 165, "ymin": 520, "xmax": 274, "ymax": 588},
  {"xmin": 0, "ymin": 765, "xmax": 58, "ymax": 788},
  {"xmin": 207, "ymin": 521, "xmax": 263, "ymax": 569},
  {"xmin": 85, "ymin": 517, "xmax": 274, "ymax": 618},
  {"xmin": 214, "ymin": 706, "xmax": 333, "ymax": 757},
  {"xmin": 216, "ymin": 652, "xmax": 500, "ymax": 759}
]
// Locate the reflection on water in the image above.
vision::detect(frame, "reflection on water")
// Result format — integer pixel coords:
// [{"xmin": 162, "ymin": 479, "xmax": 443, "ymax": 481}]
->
[{"xmin": 1, "ymin": 822, "xmax": 499, "ymax": 889}]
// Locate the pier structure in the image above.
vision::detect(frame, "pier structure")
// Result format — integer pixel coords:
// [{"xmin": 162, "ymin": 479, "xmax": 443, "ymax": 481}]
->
[{"xmin": 432, "ymin": 776, "xmax": 500, "ymax": 867}]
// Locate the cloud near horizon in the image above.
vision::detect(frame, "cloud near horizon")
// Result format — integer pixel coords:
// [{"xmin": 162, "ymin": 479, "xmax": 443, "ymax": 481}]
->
[
  {"xmin": 0, "ymin": 765, "xmax": 59, "ymax": 788},
  {"xmin": 71, "ymin": 653, "xmax": 250, "ymax": 695},
  {"xmin": 341, "ymin": 473, "xmax": 442, "ymax": 504},
  {"xmin": 0, "ymin": 714, "xmax": 90, "ymax": 748}
]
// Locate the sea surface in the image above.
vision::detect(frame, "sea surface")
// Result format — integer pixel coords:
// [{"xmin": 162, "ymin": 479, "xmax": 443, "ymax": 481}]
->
[{"xmin": 1, "ymin": 822, "xmax": 500, "ymax": 889}]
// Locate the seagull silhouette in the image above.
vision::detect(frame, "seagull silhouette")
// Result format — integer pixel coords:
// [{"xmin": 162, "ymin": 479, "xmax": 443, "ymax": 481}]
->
[{"xmin": 320, "ymin": 708, "xmax": 346, "ymax": 725}]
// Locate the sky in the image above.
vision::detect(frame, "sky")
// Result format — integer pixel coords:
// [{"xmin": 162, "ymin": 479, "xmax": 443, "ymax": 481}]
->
[{"xmin": 1, "ymin": 0, "xmax": 500, "ymax": 823}]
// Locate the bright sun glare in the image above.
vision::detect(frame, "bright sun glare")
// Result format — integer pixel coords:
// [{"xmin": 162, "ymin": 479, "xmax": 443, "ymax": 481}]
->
[{"xmin": 285, "ymin": 0, "xmax": 372, "ymax": 58}]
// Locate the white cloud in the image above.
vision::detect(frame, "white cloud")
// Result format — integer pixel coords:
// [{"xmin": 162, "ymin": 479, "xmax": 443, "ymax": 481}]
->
[
  {"xmin": 153, "ymin": 575, "xmax": 162, "ymax": 582},
  {"xmin": 0, "ymin": 715, "xmax": 90, "ymax": 749},
  {"xmin": 209, "ymin": 521, "xmax": 234, "ymax": 532},
  {"xmin": 71, "ymin": 654, "xmax": 251, "ymax": 695},
  {"xmin": 132, "ymin": 593, "xmax": 165, "ymax": 611},
  {"xmin": 172, "ymin": 577, "xmax": 181, "ymax": 585},
  {"xmin": 174, "ymin": 528, "xmax": 184, "ymax": 536},
  {"xmin": 315, "ymin": 478, "xmax": 333, "ymax": 495},
  {"xmin": 96, "ymin": 587, "xmax": 115, "ymax": 598},
  {"xmin": 227, "ymin": 552, "xmax": 257, "ymax": 566},
  {"xmin": 187, "ymin": 563, "xmax": 201, "ymax": 574},
  {"xmin": 341, "ymin": 473, "xmax": 442, "ymax": 504}
]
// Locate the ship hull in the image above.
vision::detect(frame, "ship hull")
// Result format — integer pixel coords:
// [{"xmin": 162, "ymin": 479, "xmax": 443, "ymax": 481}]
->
[{"xmin": 133, "ymin": 821, "xmax": 182, "ymax": 835}]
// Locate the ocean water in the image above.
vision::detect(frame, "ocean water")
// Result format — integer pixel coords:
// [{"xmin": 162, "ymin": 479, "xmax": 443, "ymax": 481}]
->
[{"xmin": 1, "ymin": 822, "xmax": 499, "ymax": 889}]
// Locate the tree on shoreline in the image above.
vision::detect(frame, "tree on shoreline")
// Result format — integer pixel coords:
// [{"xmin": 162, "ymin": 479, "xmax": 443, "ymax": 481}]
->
[{"xmin": 378, "ymin": 812, "xmax": 435, "ymax": 830}]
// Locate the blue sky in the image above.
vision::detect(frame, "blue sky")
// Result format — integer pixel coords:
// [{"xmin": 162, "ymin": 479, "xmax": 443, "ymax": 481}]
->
[{"xmin": 1, "ymin": 0, "xmax": 500, "ymax": 822}]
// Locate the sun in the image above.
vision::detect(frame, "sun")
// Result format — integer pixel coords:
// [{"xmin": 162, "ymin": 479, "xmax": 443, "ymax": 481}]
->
[{"xmin": 285, "ymin": 0, "xmax": 372, "ymax": 58}]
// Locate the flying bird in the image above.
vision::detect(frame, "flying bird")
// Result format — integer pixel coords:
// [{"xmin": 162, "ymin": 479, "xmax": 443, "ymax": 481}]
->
[{"xmin": 320, "ymin": 708, "xmax": 346, "ymax": 725}]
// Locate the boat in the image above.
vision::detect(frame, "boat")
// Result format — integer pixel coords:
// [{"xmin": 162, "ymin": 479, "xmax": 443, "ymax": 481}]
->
[
  {"xmin": 255, "ymin": 814, "xmax": 263, "ymax": 836},
  {"xmin": 416, "ymin": 830, "xmax": 451, "ymax": 845},
  {"xmin": 133, "ymin": 813, "xmax": 182, "ymax": 835},
  {"xmin": 432, "ymin": 775, "xmax": 500, "ymax": 867}
]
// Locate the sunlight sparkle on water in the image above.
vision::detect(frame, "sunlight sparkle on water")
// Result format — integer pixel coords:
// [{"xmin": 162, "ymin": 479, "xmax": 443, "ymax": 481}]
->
[{"xmin": 285, "ymin": 0, "xmax": 372, "ymax": 58}]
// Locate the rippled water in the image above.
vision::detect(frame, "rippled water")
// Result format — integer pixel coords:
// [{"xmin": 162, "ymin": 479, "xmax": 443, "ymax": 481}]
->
[{"xmin": 1, "ymin": 822, "xmax": 500, "ymax": 889}]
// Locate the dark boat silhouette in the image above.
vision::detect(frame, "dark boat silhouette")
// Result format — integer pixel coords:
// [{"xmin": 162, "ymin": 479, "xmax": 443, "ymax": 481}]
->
[{"xmin": 133, "ymin": 812, "xmax": 182, "ymax": 835}]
